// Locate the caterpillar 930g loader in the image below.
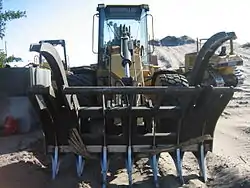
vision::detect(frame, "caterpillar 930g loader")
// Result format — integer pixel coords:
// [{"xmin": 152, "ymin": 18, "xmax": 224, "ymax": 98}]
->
[{"xmin": 28, "ymin": 4, "xmax": 237, "ymax": 188}]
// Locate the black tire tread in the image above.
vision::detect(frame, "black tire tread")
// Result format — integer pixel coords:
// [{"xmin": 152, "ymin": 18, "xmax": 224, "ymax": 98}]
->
[
  {"xmin": 67, "ymin": 68, "xmax": 97, "ymax": 106},
  {"xmin": 158, "ymin": 73, "xmax": 189, "ymax": 87},
  {"xmin": 155, "ymin": 73, "xmax": 189, "ymax": 133}
]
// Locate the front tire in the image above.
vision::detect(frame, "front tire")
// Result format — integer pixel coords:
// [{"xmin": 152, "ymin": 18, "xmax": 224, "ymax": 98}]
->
[
  {"xmin": 152, "ymin": 73, "xmax": 189, "ymax": 133},
  {"xmin": 67, "ymin": 67, "xmax": 97, "ymax": 133}
]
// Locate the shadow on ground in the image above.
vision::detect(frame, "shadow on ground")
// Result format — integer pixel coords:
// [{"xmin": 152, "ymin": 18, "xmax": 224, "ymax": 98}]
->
[
  {"xmin": 207, "ymin": 164, "xmax": 250, "ymax": 188},
  {"xmin": 0, "ymin": 161, "xmax": 50, "ymax": 188},
  {"xmin": 0, "ymin": 131, "xmax": 42, "ymax": 155}
]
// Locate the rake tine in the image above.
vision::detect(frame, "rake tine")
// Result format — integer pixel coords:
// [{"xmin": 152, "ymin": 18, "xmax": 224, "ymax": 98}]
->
[
  {"xmin": 169, "ymin": 148, "xmax": 185, "ymax": 184},
  {"xmin": 198, "ymin": 144, "xmax": 207, "ymax": 182},
  {"xmin": 76, "ymin": 155, "xmax": 85, "ymax": 177},
  {"xmin": 101, "ymin": 146, "xmax": 108, "ymax": 188},
  {"xmin": 100, "ymin": 94, "xmax": 109, "ymax": 188},
  {"xmin": 149, "ymin": 154, "xmax": 160, "ymax": 188},
  {"xmin": 176, "ymin": 148, "xmax": 184, "ymax": 184},
  {"xmin": 150, "ymin": 100, "xmax": 160, "ymax": 188},
  {"xmin": 126, "ymin": 94, "xmax": 135, "ymax": 188},
  {"xmin": 51, "ymin": 146, "xmax": 60, "ymax": 180},
  {"xmin": 126, "ymin": 145, "xmax": 133, "ymax": 187}
]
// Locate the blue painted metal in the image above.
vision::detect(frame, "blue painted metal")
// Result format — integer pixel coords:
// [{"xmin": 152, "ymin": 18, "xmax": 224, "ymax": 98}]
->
[
  {"xmin": 149, "ymin": 154, "xmax": 160, "ymax": 188},
  {"xmin": 76, "ymin": 155, "xmax": 85, "ymax": 177},
  {"xmin": 170, "ymin": 149, "xmax": 184, "ymax": 184},
  {"xmin": 176, "ymin": 148, "xmax": 184, "ymax": 184},
  {"xmin": 51, "ymin": 146, "xmax": 59, "ymax": 180},
  {"xmin": 101, "ymin": 146, "xmax": 108, "ymax": 188},
  {"xmin": 198, "ymin": 144, "xmax": 207, "ymax": 182},
  {"xmin": 126, "ymin": 146, "xmax": 133, "ymax": 187}
]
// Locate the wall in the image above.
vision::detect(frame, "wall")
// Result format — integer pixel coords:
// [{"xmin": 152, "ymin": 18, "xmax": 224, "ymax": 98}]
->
[{"xmin": 0, "ymin": 67, "xmax": 51, "ymax": 134}]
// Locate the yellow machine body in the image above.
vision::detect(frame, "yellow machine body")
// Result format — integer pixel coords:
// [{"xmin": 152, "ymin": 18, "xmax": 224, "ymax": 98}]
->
[{"xmin": 184, "ymin": 38, "xmax": 243, "ymax": 77}]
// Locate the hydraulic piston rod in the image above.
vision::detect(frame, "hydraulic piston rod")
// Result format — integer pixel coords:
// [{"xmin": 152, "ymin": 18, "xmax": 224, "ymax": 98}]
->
[{"xmin": 120, "ymin": 25, "xmax": 133, "ymax": 78}]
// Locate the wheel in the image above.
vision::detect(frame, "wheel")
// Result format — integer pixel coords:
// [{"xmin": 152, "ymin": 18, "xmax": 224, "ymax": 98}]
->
[
  {"xmin": 222, "ymin": 74, "xmax": 238, "ymax": 87},
  {"xmin": 67, "ymin": 67, "xmax": 97, "ymax": 133},
  {"xmin": 154, "ymin": 73, "xmax": 189, "ymax": 105},
  {"xmin": 67, "ymin": 67, "xmax": 97, "ymax": 106},
  {"xmin": 156, "ymin": 73, "xmax": 189, "ymax": 86},
  {"xmin": 152, "ymin": 73, "xmax": 189, "ymax": 133}
]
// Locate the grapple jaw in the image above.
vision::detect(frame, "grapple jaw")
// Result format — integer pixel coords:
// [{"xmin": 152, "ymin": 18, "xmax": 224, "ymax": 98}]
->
[{"xmin": 28, "ymin": 41, "xmax": 235, "ymax": 187}]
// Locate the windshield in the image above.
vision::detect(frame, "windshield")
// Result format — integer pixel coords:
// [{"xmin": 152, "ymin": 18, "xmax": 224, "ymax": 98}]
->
[
  {"xmin": 103, "ymin": 16, "xmax": 149, "ymax": 65},
  {"xmin": 104, "ymin": 19, "xmax": 140, "ymax": 46}
]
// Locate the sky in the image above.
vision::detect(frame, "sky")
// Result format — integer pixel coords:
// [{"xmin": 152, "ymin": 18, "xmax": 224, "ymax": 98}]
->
[{"xmin": 1, "ymin": 0, "xmax": 250, "ymax": 67}]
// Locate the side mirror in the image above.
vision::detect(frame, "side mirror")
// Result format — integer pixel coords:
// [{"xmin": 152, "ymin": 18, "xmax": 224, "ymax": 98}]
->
[
  {"xmin": 92, "ymin": 13, "xmax": 99, "ymax": 54},
  {"xmin": 147, "ymin": 13, "xmax": 155, "ymax": 54}
]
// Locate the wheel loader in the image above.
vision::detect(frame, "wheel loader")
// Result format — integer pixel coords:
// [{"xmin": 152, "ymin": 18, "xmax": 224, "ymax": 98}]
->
[
  {"xmin": 183, "ymin": 38, "xmax": 244, "ymax": 87},
  {"xmin": 28, "ymin": 3, "xmax": 237, "ymax": 187}
]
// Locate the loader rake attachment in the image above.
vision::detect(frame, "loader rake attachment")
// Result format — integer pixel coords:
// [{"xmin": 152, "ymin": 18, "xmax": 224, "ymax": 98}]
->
[{"xmin": 28, "ymin": 42, "xmax": 235, "ymax": 187}]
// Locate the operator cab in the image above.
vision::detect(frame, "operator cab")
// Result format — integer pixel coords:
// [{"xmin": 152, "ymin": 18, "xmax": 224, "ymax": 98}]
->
[{"xmin": 93, "ymin": 4, "xmax": 153, "ymax": 67}]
